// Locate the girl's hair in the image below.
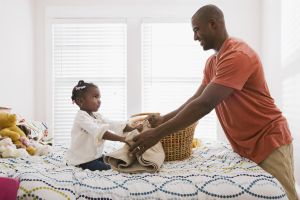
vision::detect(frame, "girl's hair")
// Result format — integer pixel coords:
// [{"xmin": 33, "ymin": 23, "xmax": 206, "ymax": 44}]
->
[{"xmin": 71, "ymin": 80, "xmax": 97, "ymax": 103}]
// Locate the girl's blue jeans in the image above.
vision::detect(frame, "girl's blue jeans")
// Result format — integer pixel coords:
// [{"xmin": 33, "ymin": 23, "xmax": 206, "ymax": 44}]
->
[{"xmin": 78, "ymin": 156, "xmax": 111, "ymax": 171}]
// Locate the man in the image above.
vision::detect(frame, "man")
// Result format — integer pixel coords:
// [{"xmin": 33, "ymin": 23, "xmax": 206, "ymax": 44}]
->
[{"xmin": 129, "ymin": 4, "xmax": 298, "ymax": 200}]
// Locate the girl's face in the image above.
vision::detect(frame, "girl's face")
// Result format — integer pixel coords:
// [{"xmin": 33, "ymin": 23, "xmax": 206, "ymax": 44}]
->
[{"xmin": 80, "ymin": 86, "xmax": 101, "ymax": 114}]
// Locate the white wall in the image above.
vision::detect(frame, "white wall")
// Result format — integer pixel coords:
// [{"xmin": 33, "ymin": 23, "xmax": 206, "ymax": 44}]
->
[
  {"xmin": 0, "ymin": 0, "xmax": 35, "ymax": 119},
  {"xmin": 34, "ymin": 0, "xmax": 262, "ymax": 129},
  {"xmin": 261, "ymin": 0, "xmax": 282, "ymax": 108},
  {"xmin": 262, "ymin": 0, "xmax": 300, "ymax": 190}
]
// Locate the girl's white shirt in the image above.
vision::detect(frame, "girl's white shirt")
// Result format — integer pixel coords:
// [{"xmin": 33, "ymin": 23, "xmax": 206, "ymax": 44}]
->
[{"xmin": 66, "ymin": 110, "xmax": 126, "ymax": 166}]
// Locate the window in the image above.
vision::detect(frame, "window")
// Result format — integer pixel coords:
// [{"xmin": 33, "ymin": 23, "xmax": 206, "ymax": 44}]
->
[
  {"xmin": 51, "ymin": 20, "xmax": 218, "ymax": 145},
  {"xmin": 142, "ymin": 22, "xmax": 217, "ymax": 138},
  {"xmin": 52, "ymin": 22, "xmax": 127, "ymax": 145}
]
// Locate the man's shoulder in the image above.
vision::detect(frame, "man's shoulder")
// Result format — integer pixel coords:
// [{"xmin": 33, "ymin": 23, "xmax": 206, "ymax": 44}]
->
[
  {"xmin": 222, "ymin": 37, "xmax": 257, "ymax": 59},
  {"xmin": 228, "ymin": 37, "xmax": 246, "ymax": 45},
  {"xmin": 226, "ymin": 37, "xmax": 248, "ymax": 51}
]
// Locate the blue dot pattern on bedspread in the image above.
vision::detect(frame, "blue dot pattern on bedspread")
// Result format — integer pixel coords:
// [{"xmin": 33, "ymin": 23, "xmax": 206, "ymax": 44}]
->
[{"xmin": 0, "ymin": 140, "xmax": 287, "ymax": 200}]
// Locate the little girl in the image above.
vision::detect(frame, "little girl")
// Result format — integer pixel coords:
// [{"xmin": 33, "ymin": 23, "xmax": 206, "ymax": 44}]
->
[{"xmin": 66, "ymin": 80, "xmax": 140, "ymax": 171}]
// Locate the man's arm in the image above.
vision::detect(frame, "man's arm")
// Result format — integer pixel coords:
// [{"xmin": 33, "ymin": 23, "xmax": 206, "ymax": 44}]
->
[
  {"xmin": 130, "ymin": 82, "xmax": 234, "ymax": 155},
  {"xmin": 157, "ymin": 82, "xmax": 233, "ymax": 136}
]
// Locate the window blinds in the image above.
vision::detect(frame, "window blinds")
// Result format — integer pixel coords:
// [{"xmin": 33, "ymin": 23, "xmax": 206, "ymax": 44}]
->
[
  {"xmin": 142, "ymin": 22, "xmax": 217, "ymax": 138},
  {"xmin": 52, "ymin": 23, "xmax": 127, "ymax": 145}
]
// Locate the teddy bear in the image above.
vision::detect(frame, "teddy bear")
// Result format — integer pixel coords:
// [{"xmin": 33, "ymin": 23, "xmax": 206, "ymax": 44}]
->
[{"xmin": 0, "ymin": 112, "xmax": 36, "ymax": 155}]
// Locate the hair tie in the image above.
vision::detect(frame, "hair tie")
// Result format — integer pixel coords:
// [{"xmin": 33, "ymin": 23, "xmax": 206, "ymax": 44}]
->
[{"xmin": 75, "ymin": 86, "xmax": 86, "ymax": 90}]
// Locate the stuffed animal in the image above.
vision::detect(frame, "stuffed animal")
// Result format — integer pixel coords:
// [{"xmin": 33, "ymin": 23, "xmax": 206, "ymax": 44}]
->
[
  {"xmin": 30, "ymin": 140, "xmax": 52, "ymax": 156},
  {"xmin": 0, "ymin": 113, "xmax": 26, "ymax": 141},
  {"xmin": 192, "ymin": 138, "xmax": 201, "ymax": 148},
  {"xmin": 0, "ymin": 137, "xmax": 51, "ymax": 157},
  {"xmin": 16, "ymin": 137, "xmax": 36, "ymax": 155},
  {"xmin": 0, "ymin": 137, "xmax": 29, "ymax": 158},
  {"xmin": 0, "ymin": 112, "xmax": 36, "ymax": 155}
]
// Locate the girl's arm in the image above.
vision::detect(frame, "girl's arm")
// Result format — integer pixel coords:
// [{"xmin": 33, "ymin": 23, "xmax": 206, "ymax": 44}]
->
[
  {"xmin": 123, "ymin": 124, "xmax": 143, "ymax": 133},
  {"xmin": 102, "ymin": 131, "xmax": 126, "ymax": 143},
  {"xmin": 101, "ymin": 115, "xmax": 127, "ymax": 135}
]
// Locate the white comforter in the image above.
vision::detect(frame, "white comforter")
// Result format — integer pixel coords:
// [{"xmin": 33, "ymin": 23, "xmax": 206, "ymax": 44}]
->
[{"xmin": 0, "ymin": 140, "xmax": 287, "ymax": 200}]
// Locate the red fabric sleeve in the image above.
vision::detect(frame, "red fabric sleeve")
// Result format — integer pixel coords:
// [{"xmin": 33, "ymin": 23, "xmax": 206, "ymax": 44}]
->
[{"xmin": 212, "ymin": 51, "xmax": 256, "ymax": 90}]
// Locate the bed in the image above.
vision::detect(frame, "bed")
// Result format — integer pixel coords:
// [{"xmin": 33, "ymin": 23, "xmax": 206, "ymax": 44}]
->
[{"xmin": 0, "ymin": 139, "xmax": 287, "ymax": 200}]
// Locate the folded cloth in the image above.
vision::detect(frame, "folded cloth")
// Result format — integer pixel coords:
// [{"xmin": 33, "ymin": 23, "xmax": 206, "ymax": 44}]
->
[{"xmin": 104, "ymin": 129, "xmax": 165, "ymax": 173}]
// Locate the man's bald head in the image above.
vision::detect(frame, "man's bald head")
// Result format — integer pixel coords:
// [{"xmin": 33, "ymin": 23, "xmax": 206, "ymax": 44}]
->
[
  {"xmin": 192, "ymin": 4, "xmax": 225, "ymax": 25},
  {"xmin": 191, "ymin": 4, "xmax": 228, "ymax": 51}
]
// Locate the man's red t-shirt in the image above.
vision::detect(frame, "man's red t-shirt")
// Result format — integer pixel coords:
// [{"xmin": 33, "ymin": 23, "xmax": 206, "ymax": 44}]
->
[{"xmin": 202, "ymin": 37, "xmax": 292, "ymax": 163}]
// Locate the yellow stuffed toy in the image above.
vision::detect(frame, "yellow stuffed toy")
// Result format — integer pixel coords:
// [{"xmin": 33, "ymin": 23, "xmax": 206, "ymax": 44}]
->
[{"xmin": 0, "ymin": 112, "xmax": 36, "ymax": 155}]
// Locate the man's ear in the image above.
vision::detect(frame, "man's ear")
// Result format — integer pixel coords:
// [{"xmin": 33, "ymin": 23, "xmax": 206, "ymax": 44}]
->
[{"xmin": 208, "ymin": 18, "xmax": 217, "ymax": 29}]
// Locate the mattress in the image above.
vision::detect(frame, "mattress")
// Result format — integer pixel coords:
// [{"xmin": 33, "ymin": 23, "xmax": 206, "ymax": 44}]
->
[{"xmin": 0, "ymin": 140, "xmax": 287, "ymax": 199}]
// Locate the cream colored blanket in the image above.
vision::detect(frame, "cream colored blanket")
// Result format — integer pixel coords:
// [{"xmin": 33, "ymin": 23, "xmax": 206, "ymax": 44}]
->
[{"xmin": 104, "ymin": 130, "xmax": 165, "ymax": 173}]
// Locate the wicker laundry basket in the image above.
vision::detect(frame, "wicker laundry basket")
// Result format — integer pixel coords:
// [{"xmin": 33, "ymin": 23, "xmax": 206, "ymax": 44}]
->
[
  {"xmin": 130, "ymin": 113, "xmax": 198, "ymax": 161},
  {"xmin": 161, "ymin": 122, "xmax": 197, "ymax": 161}
]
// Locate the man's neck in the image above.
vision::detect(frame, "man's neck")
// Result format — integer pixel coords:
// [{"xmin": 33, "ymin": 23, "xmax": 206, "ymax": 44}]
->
[{"xmin": 214, "ymin": 32, "xmax": 229, "ymax": 52}]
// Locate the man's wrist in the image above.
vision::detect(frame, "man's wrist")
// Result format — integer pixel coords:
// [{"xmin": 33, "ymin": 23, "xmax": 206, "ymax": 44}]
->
[
  {"xmin": 161, "ymin": 115, "xmax": 166, "ymax": 123},
  {"xmin": 155, "ymin": 125, "xmax": 167, "ymax": 140}
]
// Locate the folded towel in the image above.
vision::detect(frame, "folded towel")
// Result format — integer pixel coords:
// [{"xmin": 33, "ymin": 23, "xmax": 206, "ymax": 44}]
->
[{"xmin": 104, "ymin": 129, "xmax": 165, "ymax": 173}]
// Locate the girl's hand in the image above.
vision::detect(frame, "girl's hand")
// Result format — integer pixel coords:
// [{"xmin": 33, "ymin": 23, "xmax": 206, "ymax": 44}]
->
[
  {"xmin": 102, "ymin": 131, "xmax": 129, "ymax": 145},
  {"xmin": 120, "ymin": 136, "xmax": 130, "ymax": 146},
  {"xmin": 123, "ymin": 124, "xmax": 143, "ymax": 133},
  {"xmin": 135, "ymin": 124, "xmax": 143, "ymax": 132},
  {"xmin": 123, "ymin": 124, "xmax": 135, "ymax": 133}
]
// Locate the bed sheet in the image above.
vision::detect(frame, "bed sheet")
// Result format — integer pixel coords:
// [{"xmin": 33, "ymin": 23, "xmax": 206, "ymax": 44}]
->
[{"xmin": 0, "ymin": 140, "xmax": 287, "ymax": 200}]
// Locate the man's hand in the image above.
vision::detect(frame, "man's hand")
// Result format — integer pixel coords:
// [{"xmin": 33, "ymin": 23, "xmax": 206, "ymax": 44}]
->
[
  {"xmin": 147, "ymin": 114, "xmax": 164, "ymax": 128},
  {"xmin": 129, "ymin": 128, "xmax": 161, "ymax": 156}
]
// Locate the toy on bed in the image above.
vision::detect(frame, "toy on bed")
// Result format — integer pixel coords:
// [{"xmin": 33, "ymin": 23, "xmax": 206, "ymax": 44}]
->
[
  {"xmin": 16, "ymin": 117, "xmax": 53, "ymax": 155},
  {"xmin": 0, "ymin": 137, "xmax": 29, "ymax": 158},
  {"xmin": 17, "ymin": 117, "xmax": 52, "ymax": 146},
  {"xmin": 0, "ymin": 112, "xmax": 37, "ymax": 156},
  {"xmin": 18, "ymin": 117, "xmax": 53, "ymax": 154},
  {"xmin": 0, "ymin": 112, "xmax": 52, "ymax": 158}
]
